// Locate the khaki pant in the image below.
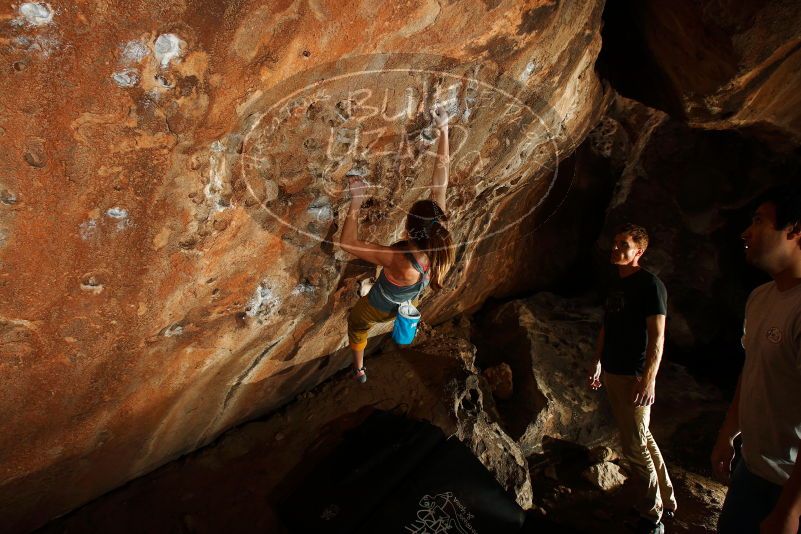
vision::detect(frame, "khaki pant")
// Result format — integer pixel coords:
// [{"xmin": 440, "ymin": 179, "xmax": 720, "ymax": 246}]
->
[
  {"xmin": 347, "ymin": 295, "xmax": 420, "ymax": 351},
  {"xmin": 347, "ymin": 296, "xmax": 395, "ymax": 350},
  {"xmin": 604, "ymin": 372, "xmax": 677, "ymax": 523}
]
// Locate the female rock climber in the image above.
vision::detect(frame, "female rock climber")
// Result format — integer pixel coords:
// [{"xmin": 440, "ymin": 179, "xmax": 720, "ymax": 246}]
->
[{"xmin": 339, "ymin": 106, "xmax": 455, "ymax": 383}]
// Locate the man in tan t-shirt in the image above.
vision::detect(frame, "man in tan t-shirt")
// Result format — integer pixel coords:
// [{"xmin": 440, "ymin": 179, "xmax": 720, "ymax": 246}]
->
[{"xmin": 712, "ymin": 185, "xmax": 801, "ymax": 534}]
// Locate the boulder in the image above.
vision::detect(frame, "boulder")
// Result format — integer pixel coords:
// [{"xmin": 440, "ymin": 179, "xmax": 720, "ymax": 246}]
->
[
  {"xmin": 582, "ymin": 462, "xmax": 627, "ymax": 492},
  {"xmin": 472, "ymin": 293, "xmax": 617, "ymax": 456},
  {"xmin": 454, "ymin": 375, "xmax": 533, "ymax": 509}
]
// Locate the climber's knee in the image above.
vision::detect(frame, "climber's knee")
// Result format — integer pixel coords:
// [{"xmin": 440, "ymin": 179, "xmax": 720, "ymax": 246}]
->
[{"xmin": 347, "ymin": 296, "xmax": 393, "ymax": 350}]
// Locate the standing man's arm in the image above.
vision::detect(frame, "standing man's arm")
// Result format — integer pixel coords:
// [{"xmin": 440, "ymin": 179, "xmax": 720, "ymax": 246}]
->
[
  {"xmin": 633, "ymin": 314, "xmax": 665, "ymax": 405},
  {"xmin": 711, "ymin": 374, "xmax": 742, "ymax": 482},
  {"xmin": 589, "ymin": 326, "xmax": 604, "ymax": 390},
  {"xmin": 760, "ymin": 443, "xmax": 801, "ymax": 533}
]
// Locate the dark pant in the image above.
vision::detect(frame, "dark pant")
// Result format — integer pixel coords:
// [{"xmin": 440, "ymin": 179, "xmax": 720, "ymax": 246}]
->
[{"xmin": 718, "ymin": 460, "xmax": 793, "ymax": 533}]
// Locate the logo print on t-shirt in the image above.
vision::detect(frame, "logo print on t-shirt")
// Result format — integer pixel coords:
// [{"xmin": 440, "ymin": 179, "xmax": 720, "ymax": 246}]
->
[
  {"xmin": 606, "ymin": 292, "xmax": 624, "ymax": 313},
  {"xmin": 766, "ymin": 327, "xmax": 782, "ymax": 344}
]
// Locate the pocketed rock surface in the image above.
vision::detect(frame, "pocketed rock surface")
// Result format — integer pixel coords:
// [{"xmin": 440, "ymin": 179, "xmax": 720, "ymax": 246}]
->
[{"xmin": 0, "ymin": 1, "xmax": 610, "ymax": 529}]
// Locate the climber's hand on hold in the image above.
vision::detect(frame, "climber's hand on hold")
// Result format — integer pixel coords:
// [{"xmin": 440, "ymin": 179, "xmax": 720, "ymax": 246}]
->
[{"xmin": 432, "ymin": 104, "xmax": 450, "ymax": 131}]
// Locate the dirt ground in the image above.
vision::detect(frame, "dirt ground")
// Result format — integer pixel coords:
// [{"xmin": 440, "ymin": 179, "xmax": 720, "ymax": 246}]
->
[
  {"xmin": 526, "ymin": 441, "xmax": 727, "ymax": 533},
  {"xmin": 523, "ymin": 361, "xmax": 731, "ymax": 534}
]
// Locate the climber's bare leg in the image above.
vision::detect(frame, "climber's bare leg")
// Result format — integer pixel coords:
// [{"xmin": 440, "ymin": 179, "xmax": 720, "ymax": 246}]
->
[{"xmin": 351, "ymin": 347, "xmax": 366, "ymax": 383}]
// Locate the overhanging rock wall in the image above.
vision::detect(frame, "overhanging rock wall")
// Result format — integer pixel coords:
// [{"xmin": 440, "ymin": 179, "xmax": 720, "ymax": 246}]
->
[
  {"xmin": 0, "ymin": 1, "xmax": 607, "ymax": 530},
  {"xmin": 600, "ymin": 0, "xmax": 801, "ymax": 147}
]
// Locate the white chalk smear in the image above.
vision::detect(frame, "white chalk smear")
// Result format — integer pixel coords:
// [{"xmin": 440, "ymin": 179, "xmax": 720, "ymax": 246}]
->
[
  {"xmin": 205, "ymin": 141, "xmax": 231, "ymax": 212},
  {"xmin": 291, "ymin": 283, "xmax": 316, "ymax": 295},
  {"xmin": 307, "ymin": 197, "xmax": 333, "ymax": 222},
  {"xmin": 520, "ymin": 61, "xmax": 537, "ymax": 81},
  {"xmin": 106, "ymin": 207, "xmax": 131, "ymax": 230},
  {"xmin": 18, "ymin": 2, "xmax": 53, "ymax": 26},
  {"xmin": 79, "ymin": 219, "xmax": 97, "ymax": 240},
  {"xmin": 245, "ymin": 281, "xmax": 281, "ymax": 319},
  {"xmin": 14, "ymin": 34, "xmax": 60, "ymax": 57},
  {"xmin": 112, "ymin": 69, "xmax": 140, "ymax": 87},
  {"xmin": 163, "ymin": 324, "xmax": 184, "ymax": 337},
  {"xmin": 80, "ymin": 278, "xmax": 104, "ymax": 294},
  {"xmin": 106, "ymin": 207, "xmax": 128, "ymax": 219},
  {"xmin": 122, "ymin": 40, "xmax": 149, "ymax": 63},
  {"xmin": 154, "ymin": 34, "xmax": 184, "ymax": 68}
]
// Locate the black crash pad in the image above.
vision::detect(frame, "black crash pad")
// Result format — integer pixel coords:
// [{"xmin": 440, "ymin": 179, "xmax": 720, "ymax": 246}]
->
[{"xmin": 281, "ymin": 410, "xmax": 525, "ymax": 533}]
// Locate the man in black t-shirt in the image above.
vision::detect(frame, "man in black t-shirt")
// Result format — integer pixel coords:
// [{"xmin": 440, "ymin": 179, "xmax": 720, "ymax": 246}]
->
[{"xmin": 589, "ymin": 223, "xmax": 676, "ymax": 534}]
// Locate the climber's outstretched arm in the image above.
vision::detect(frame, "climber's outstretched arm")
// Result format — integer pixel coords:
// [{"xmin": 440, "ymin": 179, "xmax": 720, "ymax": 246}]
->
[
  {"xmin": 431, "ymin": 105, "xmax": 450, "ymax": 215},
  {"xmin": 339, "ymin": 178, "xmax": 395, "ymax": 267}
]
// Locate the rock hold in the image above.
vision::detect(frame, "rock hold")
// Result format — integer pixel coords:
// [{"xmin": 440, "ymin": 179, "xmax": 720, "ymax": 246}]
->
[
  {"xmin": 582, "ymin": 462, "xmax": 627, "ymax": 492},
  {"xmin": 474, "ymin": 293, "xmax": 617, "ymax": 456},
  {"xmin": 23, "ymin": 140, "xmax": 46, "ymax": 168}
]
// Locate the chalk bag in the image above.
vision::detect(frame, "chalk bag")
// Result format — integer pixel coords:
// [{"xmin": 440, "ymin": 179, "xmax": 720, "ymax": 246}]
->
[{"xmin": 392, "ymin": 302, "xmax": 421, "ymax": 345}]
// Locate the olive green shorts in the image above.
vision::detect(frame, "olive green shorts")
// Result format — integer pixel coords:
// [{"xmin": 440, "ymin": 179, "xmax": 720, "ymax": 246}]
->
[{"xmin": 347, "ymin": 295, "xmax": 420, "ymax": 350}]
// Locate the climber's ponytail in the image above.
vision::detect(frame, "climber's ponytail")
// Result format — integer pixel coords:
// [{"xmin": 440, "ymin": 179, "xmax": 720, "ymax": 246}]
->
[{"xmin": 406, "ymin": 200, "xmax": 455, "ymax": 291}]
